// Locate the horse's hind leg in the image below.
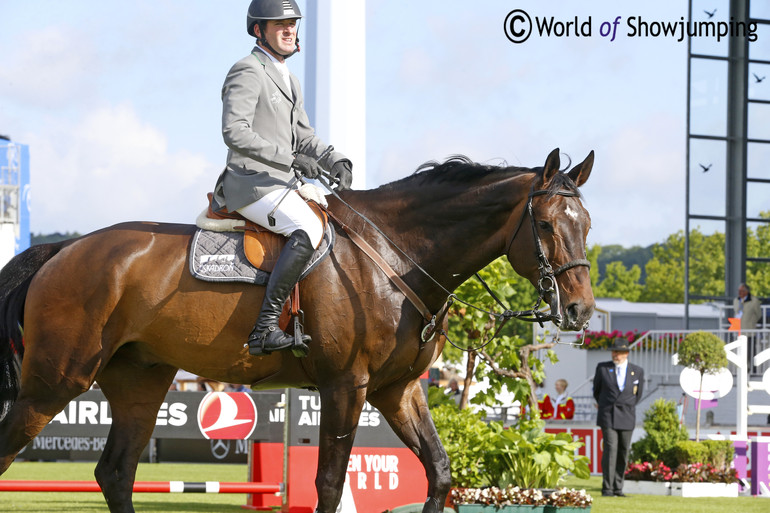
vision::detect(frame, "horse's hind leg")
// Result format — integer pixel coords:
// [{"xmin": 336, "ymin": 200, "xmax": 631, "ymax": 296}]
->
[
  {"xmin": 94, "ymin": 352, "xmax": 177, "ymax": 513},
  {"xmin": 0, "ymin": 384, "xmax": 88, "ymax": 475},
  {"xmin": 0, "ymin": 343, "xmax": 96, "ymax": 475},
  {"xmin": 368, "ymin": 378, "xmax": 451, "ymax": 513}
]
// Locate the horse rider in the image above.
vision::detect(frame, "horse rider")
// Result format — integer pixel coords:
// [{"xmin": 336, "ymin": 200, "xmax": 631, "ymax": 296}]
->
[{"xmin": 212, "ymin": 0, "xmax": 353, "ymax": 357}]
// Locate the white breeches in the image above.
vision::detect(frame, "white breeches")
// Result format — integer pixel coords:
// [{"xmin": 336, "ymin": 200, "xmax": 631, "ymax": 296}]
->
[{"xmin": 237, "ymin": 189, "xmax": 323, "ymax": 248}]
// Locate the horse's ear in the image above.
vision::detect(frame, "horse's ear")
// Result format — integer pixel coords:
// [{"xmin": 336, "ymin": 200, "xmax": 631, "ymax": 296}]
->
[
  {"xmin": 568, "ymin": 150, "xmax": 594, "ymax": 187},
  {"xmin": 542, "ymin": 148, "xmax": 561, "ymax": 186}
]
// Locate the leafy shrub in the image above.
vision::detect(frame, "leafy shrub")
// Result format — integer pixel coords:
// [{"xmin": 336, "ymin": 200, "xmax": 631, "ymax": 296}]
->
[
  {"xmin": 650, "ymin": 439, "xmax": 735, "ymax": 473},
  {"xmin": 630, "ymin": 398, "xmax": 689, "ymax": 464},
  {"xmin": 677, "ymin": 331, "xmax": 729, "ymax": 440},
  {"xmin": 677, "ymin": 331, "xmax": 729, "ymax": 374},
  {"xmin": 668, "ymin": 440, "xmax": 708, "ymax": 467},
  {"xmin": 701, "ymin": 440, "xmax": 734, "ymax": 470},
  {"xmin": 432, "ymin": 407, "xmax": 591, "ymax": 488},
  {"xmin": 485, "ymin": 418, "xmax": 590, "ymax": 488},
  {"xmin": 427, "ymin": 385, "xmax": 458, "ymax": 409},
  {"xmin": 431, "ymin": 404, "xmax": 495, "ymax": 487}
]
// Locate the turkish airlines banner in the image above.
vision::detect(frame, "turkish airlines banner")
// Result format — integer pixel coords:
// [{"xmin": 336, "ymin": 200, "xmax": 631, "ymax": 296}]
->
[
  {"xmin": 289, "ymin": 389, "xmax": 403, "ymax": 447},
  {"xmin": 33, "ymin": 390, "xmax": 285, "ymax": 441}
]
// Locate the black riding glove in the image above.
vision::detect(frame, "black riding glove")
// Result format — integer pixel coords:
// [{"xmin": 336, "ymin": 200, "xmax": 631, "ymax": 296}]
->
[
  {"xmin": 330, "ymin": 160, "xmax": 353, "ymax": 190},
  {"xmin": 292, "ymin": 154, "xmax": 321, "ymax": 179}
]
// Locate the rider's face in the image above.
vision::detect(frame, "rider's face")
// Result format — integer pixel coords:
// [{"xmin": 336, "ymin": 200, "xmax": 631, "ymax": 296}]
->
[{"xmin": 259, "ymin": 19, "xmax": 298, "ymax": 60}]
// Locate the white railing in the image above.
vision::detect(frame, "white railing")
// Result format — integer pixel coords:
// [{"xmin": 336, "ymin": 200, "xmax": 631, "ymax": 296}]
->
[{"xmin": 630, "ymin": 329, "xmax": 770, "ymax": 381}]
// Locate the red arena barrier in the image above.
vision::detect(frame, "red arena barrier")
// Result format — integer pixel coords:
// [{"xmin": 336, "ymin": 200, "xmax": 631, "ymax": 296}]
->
[{"xmin": 0, "ymin": 480, "xmax": 282, "ymax": 494}]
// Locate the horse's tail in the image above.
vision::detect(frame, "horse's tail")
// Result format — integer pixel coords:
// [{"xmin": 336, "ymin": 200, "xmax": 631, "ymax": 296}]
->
[{"xmin": 0, "ymin": 242, "xmax": 67, "ymax": 421}]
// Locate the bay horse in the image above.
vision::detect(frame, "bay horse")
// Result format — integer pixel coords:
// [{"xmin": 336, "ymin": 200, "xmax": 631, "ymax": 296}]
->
[{"xmin": 0, "ymin": 148, "xmax": 594, "ymax": 513}]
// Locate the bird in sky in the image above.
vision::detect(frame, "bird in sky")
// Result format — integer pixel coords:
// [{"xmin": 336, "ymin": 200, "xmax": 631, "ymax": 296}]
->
[
  {"xmin": 699, "ymin": 163, "xmax": 712, "ymax": 173},
  {"xmin": 704, "ymin": 9, "xmax": 717, "ymax": 19},
  {"xmin": 753, "ymin": 73, "xmax": 766, "ymax": 83}
]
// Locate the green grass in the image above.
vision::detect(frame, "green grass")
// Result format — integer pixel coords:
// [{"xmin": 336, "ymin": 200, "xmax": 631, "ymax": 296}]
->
[
  {"xmin": 562, "ymin": 475, "xmax": 769, "ymax": 513},
  {"xmin": 2, "ymin": 463, "xmax": 768, "ymax": 512},
  {"xmin": 0, "ymin": 462, "xmax": 252, "ymax": 512}
]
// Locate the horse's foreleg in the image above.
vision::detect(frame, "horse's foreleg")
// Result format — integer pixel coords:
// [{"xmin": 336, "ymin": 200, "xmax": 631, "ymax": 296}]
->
[
  {"xmin": 94, "ymin": 356, "xmax": 177, "ymax": 513},
  {"xmin": 314, "ymin": 382, "xmax": 367, "ymax": 513},
  {"xmin": 368, "ymin": 378, "xmax": 451, "ymax": 513}
]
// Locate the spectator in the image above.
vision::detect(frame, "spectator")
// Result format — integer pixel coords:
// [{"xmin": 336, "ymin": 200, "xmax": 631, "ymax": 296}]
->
[
  {"xmin": 535, "ymin": 380, "xmax": 554, "ymax": 419},
  {"xmin": 733, "ymin": 282, "xmax": 762, "ymax": 373},
  {"xmin": 551, "ymin": 378, "xmax": 575, "ymax": 420},
  {"xmin": 733, "ymin": 282, "xmax": 761, "ymax": 330},
  {"xmin": 446, "ymin": 378, "xmax": 462, "ymax": 406}
]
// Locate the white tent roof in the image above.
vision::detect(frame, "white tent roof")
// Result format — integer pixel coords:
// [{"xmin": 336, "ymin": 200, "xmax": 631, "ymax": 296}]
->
[{"xmin": 594, "ymin": 298, "xmax": 723, "ymax": 318}]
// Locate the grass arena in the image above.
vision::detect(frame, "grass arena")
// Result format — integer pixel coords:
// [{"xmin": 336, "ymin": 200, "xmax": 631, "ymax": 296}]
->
[{"xmin": 2, "ymin": 462, "xmax": 769, "ymax": 513}]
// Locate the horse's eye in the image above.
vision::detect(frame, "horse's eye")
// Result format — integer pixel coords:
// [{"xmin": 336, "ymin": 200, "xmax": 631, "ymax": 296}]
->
[{"xmin": 538, "ymin": 221, "xmax": 553, "ymax": 232}]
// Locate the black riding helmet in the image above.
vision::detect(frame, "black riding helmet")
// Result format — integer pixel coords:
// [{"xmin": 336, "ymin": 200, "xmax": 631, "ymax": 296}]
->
[{"xmin": 246, "ymin": 0, "xmax": 303, "ymax": 58}]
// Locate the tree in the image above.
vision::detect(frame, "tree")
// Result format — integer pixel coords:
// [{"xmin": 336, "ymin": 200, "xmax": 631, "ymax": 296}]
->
[
  {"xmin": 595, "ymin": 261, "xmax": 643, "ymax": 301},
  {"xmin": 596, "ymin": 244, "xmax": 653, "ymax": 283},
  {"xmin": 677, "ymin": 331, "xmax": 729, "ymax": 441},
  {"xmin": 641, "ymin": 228, "xmax": 727, "ymax": 303},
  {"xmin": 31, "ymin": 232, "xmax": 81, "ymax": 245},
  {"xmin": 586, "ymin": 244, "xmax": 602, "ymax": 289},
  {"xmin": 746, "ymin": 211, "xmax": 770, "ymax": 295},
  {"xmin": 444, "ymin": 257, "xmax": 555, "ymax": 414}
]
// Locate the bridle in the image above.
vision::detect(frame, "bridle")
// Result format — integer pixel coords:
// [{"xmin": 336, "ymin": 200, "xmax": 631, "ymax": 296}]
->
[
  {"xmin": 316, "ymin": 173, "xmax": 590, "ymax": 350},
  {"xmin": 502, "ymin": 186, "xmax": 592, "ymax": 328},
  {"xmin": 432, "ymin": 185, "xmax": 591, "ymax": 351}
]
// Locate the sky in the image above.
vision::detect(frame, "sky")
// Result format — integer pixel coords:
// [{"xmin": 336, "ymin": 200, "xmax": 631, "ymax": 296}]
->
[{"xmin": 1, "ymin": 0, "xmax": 768, "ymax": 247}]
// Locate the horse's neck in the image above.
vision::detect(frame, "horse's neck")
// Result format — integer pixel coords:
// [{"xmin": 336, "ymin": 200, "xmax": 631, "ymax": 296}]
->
[{"xmin": 337, "ymin": 174, "xmax": 531, "ymax": 307}]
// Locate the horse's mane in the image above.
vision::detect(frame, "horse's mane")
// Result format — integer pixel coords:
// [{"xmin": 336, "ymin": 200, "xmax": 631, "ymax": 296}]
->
[{"xmin": 373, "ymin": 154, "xmax": 581, "ymax": 198}]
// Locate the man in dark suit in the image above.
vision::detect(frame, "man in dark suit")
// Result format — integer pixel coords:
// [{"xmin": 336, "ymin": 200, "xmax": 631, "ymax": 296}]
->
[{"xmin": 593, "ymin": 339, "xmax": 644, "ymax": 497}]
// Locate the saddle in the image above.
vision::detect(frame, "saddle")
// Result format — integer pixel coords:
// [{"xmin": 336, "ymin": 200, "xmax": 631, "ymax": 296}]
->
[
  {"xmin": 202, "ymin": 192, "xmax": 329, "ymax": 272},
  {"xmin": 196, "ymin": 192, "xmax": 331, "ymax": 333}
]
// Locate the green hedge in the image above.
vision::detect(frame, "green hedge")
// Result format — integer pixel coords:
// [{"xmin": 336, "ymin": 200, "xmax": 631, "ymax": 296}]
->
[{"xmin": 666, "ymin": 440, "xmax": 734, "ymax": 469}]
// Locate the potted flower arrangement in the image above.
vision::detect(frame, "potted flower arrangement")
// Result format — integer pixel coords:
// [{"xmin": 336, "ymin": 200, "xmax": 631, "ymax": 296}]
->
[
  {"xmin": 625, "ymin": 399, "xmax": 739, "ymax": 497},
  {"xmin": 574, "ymin": 329, "xmax": 645, "ymax": 350},
  {"xmin": 624, "ymin": 460, "xmax": 739, "ymax": 497},
  {"xmin": 450, "ymin": 485, "xmax": 592, "ymax": 512},
  {"xmin": 435, "ymin": 414, "xmax": 592, "ymax": 511}
]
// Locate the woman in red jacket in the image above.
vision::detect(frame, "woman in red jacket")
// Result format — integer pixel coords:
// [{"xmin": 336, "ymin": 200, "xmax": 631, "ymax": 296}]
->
[{"xmin": 552, "ymin": 378, "xmax": 575, "ymax": 420}]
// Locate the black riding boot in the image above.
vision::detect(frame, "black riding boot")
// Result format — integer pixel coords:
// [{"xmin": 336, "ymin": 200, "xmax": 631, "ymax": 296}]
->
[{"xmin": 247, "ymin": 230, "xmax": 314, "ymax": 357}]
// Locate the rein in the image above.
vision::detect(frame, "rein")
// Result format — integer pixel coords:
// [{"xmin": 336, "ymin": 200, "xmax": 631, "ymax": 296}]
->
[{"xmin": 316, "ymin": 173, "xmax": 590, "ymax": 350}]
